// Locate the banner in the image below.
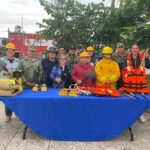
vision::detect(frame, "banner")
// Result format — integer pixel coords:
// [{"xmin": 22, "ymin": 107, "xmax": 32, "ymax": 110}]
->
[{"xmin": 9, "ymin": 33, "xmax": 51, "ymax": 54}]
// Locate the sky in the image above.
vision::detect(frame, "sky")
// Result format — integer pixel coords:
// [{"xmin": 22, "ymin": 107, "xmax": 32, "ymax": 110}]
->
[{"xmin": 0, "ymin": 0, "xmax": 112, "ymax": 38}]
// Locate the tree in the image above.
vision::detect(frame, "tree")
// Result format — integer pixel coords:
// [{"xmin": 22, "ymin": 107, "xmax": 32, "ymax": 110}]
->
[
  {"xmin": 37, "ymin": 0, "xmax": 107, "ymax": 49},
  {"xmin": 37, "ymin": 0, "xmax": 150, "ymax": 50}
]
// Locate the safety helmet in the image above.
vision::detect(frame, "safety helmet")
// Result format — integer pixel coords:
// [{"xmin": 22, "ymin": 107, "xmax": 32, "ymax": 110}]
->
[
  {"xmin": 80, "ymin": 51, "xmax": 90, "ymax": 57},
  {"xmin": 5, "ymin": 43, "xmax": 16, "ymax": 50},
  {"xmin": 86, "ymin": 46, "xmax": 94, "ymax": 51},
  {"xmin": 102, "ymin": 46, "xmax": 113, "ymax": 54}
]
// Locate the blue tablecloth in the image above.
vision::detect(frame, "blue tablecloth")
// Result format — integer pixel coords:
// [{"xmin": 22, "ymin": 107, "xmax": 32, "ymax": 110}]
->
[{"xmin": 1, "ymin": 88, "xmax": 150, "ymax": 141}]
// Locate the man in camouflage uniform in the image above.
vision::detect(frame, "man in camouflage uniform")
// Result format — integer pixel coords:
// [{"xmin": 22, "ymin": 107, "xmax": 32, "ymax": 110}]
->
[
  {"xmin": 19, "ymin": 45, "xmax": 43, "ymax": 88},
  {"xmin": 112, "ymin": 42, "xmax": 127, "ymax": 88},
  {"xmin": 112, "ymin": 43, "xmax": 126, "ymax": 66},
  {"xmin": 67, "ymin": 46, "xmax": 79, "ymax": 69}
]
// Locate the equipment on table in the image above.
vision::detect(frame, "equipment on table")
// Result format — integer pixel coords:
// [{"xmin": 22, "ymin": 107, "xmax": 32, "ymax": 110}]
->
[
  {"xmin": 0, "ymin": 70, "xmax": 23, "ymax": 96},
  {"xmin": 0, "ymin": 78, "xmax": 21, "ymax": 96},
  {"xmin": 32, "ymin": 84, "xmax": 39, "ymax": 92},
  {"xmin": 41, "ymin": 84, "xmax": 47, "ymax": 92},
  {"xmin": 58, "ymin": 84, "xmax": 78, "ymax": 97},
  {"xmin": 76, "ymin": 85, "xmax": 122, "ymax": 97}
]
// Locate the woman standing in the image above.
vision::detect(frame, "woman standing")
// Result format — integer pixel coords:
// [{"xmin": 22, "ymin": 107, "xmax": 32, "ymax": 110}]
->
[{"xmin": 72, "ymin": 51, "xmax": 94, "ymax": 87}]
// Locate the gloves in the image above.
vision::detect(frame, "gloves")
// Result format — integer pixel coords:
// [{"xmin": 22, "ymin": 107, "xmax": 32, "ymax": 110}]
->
[{"xmin": 86, "ymin": 71, "xmax": 96, "ymax": 79}]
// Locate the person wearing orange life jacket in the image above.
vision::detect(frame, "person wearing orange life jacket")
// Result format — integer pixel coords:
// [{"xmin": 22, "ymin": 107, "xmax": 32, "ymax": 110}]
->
[
  {"xmin": 95, "ymin": 46, "xmax": 120, "ymax": 89},
  {"xmin": 121, "ymin": 44, "xmax": 150, "ymax": 123},
  {"xmin": 122, "ymin": 44, "xmax": 150, "ymax": 93}
]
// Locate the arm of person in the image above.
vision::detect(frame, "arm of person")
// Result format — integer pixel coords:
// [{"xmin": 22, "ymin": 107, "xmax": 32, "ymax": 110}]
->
[
  {"xmin": 38, "ymin": 63, "xmax": 44, "ymax": 84},
  {"xmin": 18, "ymin": 60, "xmax": 31, "ymax": 86},
  {"xmin": 50, "ymin": 66, "xmax": 57, "ymax": 80},
  {"xmin": 121, "ymin": 59, "xmax": 127, "ymax": 70},
  {"xmin": 109, "ymin": 62, "xmax": 121, "ymax": 83}
]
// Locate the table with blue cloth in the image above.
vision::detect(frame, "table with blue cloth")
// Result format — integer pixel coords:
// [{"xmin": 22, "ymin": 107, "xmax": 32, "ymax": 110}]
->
[{"xmin": 0, "ymin": 88, "xmax": 150, "ymax": 141}]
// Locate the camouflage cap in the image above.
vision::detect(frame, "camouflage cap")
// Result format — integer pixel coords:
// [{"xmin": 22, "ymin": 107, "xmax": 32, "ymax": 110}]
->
[
  {"xmin": 46, "ymin": 46, "xmax": 57, "ymax": 53},
  {"xmin": 116, "ymin": 42, "xmax": 124, "ymax": 48},
  {"xmin": 69, "ymin": 46, "xmax": 76, "ymax": 50},
  {"xmin": 28, "ymin": 45, "xmax": 36, "ymax": 52}
]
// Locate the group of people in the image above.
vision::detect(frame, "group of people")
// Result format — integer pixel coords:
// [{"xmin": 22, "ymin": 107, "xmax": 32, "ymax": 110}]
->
[{"xmin": 0, "ymin": 42, "xmax": 150, "ymax": 122}]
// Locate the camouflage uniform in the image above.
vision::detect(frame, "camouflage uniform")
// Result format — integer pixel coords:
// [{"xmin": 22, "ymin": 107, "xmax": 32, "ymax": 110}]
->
[
  {"xmin": 19, "ymin": 57, "xmax": 43, "ymax": 87},
  {"xmin": 112, "ymin": 52, "xmax": 127, "ymax": 67},
  {"xmin": 112, "ymin": 51, "xmax": 127, "ymax": 89},
  {"xmin": 67, "ymin": 54, "xmax": 79, "ymax": 69}
]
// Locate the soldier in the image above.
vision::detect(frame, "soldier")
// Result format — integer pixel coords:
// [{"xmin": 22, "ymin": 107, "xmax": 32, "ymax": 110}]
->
[
  {"xmin": 112, "ymin": 43, "xmax": 126, "ymax": 67},
  {"xmin": 67, "ymin": 46, "xmax": 79, "ymax": 69},
  {"xmin": 19, "ymin": 45, "xmax": 44, "ymax": 89},
  {"xmin": 0, "ymin": 43, "xmax": 20, "ymax": 122},
  {"xmin": 112, "ymin": 42, "xmax": 127, "ymax": 88}
]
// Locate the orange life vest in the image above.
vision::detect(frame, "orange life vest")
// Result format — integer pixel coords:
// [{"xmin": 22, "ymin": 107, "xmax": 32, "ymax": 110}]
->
[
  {"xmin": 121, "ymin": 52, "xmax": 150, "ymax": 93},
  {"xmin": 76, "ymin": 85, "xmax": 121, "ymax": 97}
]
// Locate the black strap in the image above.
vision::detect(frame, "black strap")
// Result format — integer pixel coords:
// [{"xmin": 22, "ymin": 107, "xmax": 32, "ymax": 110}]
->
[
  {"xmin": 127, "ymin": 72, "xmax": 143, "ymax": 76},
  {"xmin": 124, "ymin": 86, "xmax": 147, "ymax": 89},
  {"xmin": 124, "ymin": 82, "xmax": 147, "ymax": 85}
]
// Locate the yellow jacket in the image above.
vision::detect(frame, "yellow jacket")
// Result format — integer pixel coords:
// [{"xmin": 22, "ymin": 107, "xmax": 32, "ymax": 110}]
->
[{"xmin": 95, "ymin": 58, "xmax": 120, "ymax": 89}]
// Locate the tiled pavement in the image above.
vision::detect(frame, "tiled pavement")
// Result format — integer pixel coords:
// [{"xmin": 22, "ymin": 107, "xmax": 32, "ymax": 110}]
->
[{"xmin": 0, "ymin": 102, "xmax": 150, "ymax": 150}]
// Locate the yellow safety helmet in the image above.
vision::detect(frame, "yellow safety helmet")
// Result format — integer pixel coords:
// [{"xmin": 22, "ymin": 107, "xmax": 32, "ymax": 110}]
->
[
  {"xmin": 5, "ymin": 43, "xmax": 16, "ymax": 50},
  {"xmin": 80, "ymin": 51, "xmax": 90, "ymax": 57},
  {"xmin": 86, "ymin": 46, "xmax": 94, "ymax": 51},
  {"xmin": 102, "ymin": 46, "xmax": 113, "ymax": 54}
]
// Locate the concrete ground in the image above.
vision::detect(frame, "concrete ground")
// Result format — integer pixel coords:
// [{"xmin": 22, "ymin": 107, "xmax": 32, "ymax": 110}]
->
[{"xmin": 0, "ymin": 102, "xmax": 150, "ymax": 150}]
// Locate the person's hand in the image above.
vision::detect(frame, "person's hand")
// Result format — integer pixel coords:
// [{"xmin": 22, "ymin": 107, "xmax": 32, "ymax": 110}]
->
[
  {"xmin": 77, "ymin": 80, "xmax": 82, "ymax": 85},
  {"xmin": 144, "ymin": 52, "xmax": 149, "ymax": 58},
  {"xmin": 26, "ymin": 82, "xmax": 35, "ymax": 87},
  {"xmin": 55, "ymin": 77, "xmax": 62, "ymax": 83},
  {"xmin": 106, "ymin": 80, "xmax": 111, "ymax": 84}
]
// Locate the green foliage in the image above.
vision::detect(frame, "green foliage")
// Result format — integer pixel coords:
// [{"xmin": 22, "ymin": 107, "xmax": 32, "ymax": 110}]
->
[{"xmin": 37, "ymin": 0, "xmax": 150, "ymax": 50}]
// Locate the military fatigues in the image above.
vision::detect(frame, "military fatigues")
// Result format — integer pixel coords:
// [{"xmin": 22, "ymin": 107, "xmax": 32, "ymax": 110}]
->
[
  {"xmin": 19, "ymin": 58, "xmax": 43, "ymax": 87},
  {"xmin": 112, "ymin": 52, "xmax": 127, "ymax": 88},
  {"xmin": 112, "ymin": 53, "xmax": 127, "ymax": 67},
  {"xmin": 67, "ymin": 54, "xmax": 79, "ymax": 69}
]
